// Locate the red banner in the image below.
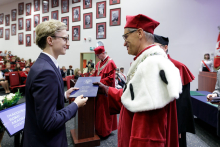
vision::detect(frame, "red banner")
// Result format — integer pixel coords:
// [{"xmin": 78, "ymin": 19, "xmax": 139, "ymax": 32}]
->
[{"xmin": 214, "ymin": 29, "xmax": 220, "ymax": 69}]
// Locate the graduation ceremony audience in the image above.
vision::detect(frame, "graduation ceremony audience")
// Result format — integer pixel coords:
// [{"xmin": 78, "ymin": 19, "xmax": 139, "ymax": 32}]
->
[{"xmin": 0, "ymin": 65, "xmax": 10, "ymax": 93}]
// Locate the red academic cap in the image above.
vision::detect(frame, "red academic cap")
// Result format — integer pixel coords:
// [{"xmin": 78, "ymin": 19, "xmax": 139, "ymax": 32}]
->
[
  {"xmin": 124, "ymin": 14, "xmax": 160, "ymax": 34},
  {"xmin": 94, "ymin": 46, "xmax": 105, "ymax": 54}
]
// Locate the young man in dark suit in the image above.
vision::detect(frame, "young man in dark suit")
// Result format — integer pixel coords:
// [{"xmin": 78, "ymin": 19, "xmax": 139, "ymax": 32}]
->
[{"xmin": 22, "ymin": 19, "xmax": 88, "ymax": 147}]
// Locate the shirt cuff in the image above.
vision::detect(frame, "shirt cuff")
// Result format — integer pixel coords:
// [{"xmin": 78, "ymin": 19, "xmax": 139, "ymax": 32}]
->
[{"xmin": 64, "ymin": 92, "xmax": 67, "ymax": 99}]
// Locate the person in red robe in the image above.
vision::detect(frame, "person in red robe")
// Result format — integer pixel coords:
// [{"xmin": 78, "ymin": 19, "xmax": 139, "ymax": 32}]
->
[
  {"xmin": 94, "ymin": 14, "xmax": 182, "ymax": 147},
  {"xmin": 90, "ymin": 46, "xmax": 117, "ymax": 137},
  {"xmin": 154, "ymin": 34, "xmax": 195, "ymax": 147},
  {"xmin": 20, "ymin": 66, "xmax": 30, "ymax": 84}
]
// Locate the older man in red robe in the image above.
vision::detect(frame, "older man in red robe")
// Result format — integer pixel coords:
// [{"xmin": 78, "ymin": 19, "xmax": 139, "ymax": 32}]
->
[
  {"xmin": 94, "ymin": 14, "xmax": 182, "ymax": 147},
  {"xmin": 91, "ymin": 46, "xmax": 117, "ymax": 137}
]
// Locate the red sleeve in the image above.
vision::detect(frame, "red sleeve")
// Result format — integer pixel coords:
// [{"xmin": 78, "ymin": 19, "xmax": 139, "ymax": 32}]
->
[
  {"xmin": 20, "ymin": 72, "xmax": 27, "ymax": 78},
  {"xmin": 100, "ymin": 69, "xmax": 115, "ymax": 86},
  {"xmin": 108, "ymin": 87, "xmax": 123, "ymax": 115}
]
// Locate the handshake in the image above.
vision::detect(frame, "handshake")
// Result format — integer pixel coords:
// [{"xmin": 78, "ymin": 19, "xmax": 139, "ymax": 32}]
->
[{"xmin": 66, "ymin": 82, "xmax": 109, "ymax": 107}]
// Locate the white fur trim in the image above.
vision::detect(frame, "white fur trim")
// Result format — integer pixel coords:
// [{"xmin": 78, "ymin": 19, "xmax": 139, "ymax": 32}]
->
[{"xmin": 122, "ymin": 46, "xmax": 182, "ymax": 112}]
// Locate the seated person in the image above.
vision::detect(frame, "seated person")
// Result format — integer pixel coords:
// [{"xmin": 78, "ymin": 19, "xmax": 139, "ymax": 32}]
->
[
  {"xmin": 67, "ymin": 65, "xmax": 74, "ymax": 76},
  {"xmin": 74, "ymin": 68, "xmax": 82, "ymax": 80},
  {"xmin": 0, "ymin": 65, "xmax": 10, "ymax": 93},
  {"xmin": 21, "ymin": 58, "xmax": 25, "ymax": 63},
  {"xmin": 16, "ymin": 57, "xmax": 21, "ymax": 62},
  {"xmin": 20, "ymin": 66, "xmax": 30, "ymax": 84},
  {"xmin": 8, "ymin": 51, "xmax": 13, "ymax": 56},
  {"xmin": 14, "ymin": 63, "xmax": 22, "ymax": 71},
  {"xmin": 0, "ymin": 50, "xmax": 7, "ymax": 56},
  {"xmin": 61, "ymin": 66, "xmax": 67, "ymax": 78},
  {"xmin": 10, "ymin": 57, "xmax": 16, "ymax": 64},
  {"xmin": 22, "ymin": 61, "xmax": 30, "ymax": 71},
  {"xmin": 89, "ymin": 68, "xmax": 95, "ymax": 76},
  {"xmin": 3, "ymin": 63, "xmax": 13, "ymax": 73},
  {"xmin": 115, "ymin": 73, "xmax": 123, "ymax": 89}
]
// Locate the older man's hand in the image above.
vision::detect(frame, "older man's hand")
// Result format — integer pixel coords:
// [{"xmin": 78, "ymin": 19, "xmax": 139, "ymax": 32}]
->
[{"xmin": 93, "ymin": 82, "xmax": 109, "ymax": 95}]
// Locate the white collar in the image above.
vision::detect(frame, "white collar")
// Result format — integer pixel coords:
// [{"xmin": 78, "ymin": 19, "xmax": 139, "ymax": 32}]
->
[
  {"xmin": 102, "ymin": 55, "xmax": 108, "ymax": 62},
  {"xmin": 42, "ymin": 52, "xmax": 59, "ymax": 68}
]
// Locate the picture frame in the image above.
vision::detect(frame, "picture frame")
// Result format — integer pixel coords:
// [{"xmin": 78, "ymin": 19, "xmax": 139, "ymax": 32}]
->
[
  {"xmin": 5, "ymin": 15, "xmax": 10, "ymax": 26},
  {"xmin": 96, "ymin": 1, "xmax": 106, "ymax": 19},
  {"xmin": 26, "ymin": 34, "xmax": 31, "ymax": 47},
  {"xmin": 0, "ymin": 27, "xmax": 3, "ymax": 38},
  {"xmin": 18, "ymin": 2, "xmax": 24, "ymax": 15},
  {"xmin": 96, "ymin": 22, "xmax": 106, "ymax": 39},
  {"xmin": 51, "ymin": 0, "xmax": 59, "ymax": 8},
  {"xmin": 34, "ymin": 14, "xmax": 40, "ymax": 27},
  {"xmin": 66, "ymin": 35, "xmax": 69, "ymax": 49},
  {"xmin": 109, "ymin": 0, "xmax": 120, "ymax": 5},
  {"xmin": 51, "ymin": 10, "xmax": 58, "ymax": 20},
  {"xmin": 110, "ymin": 8, "xmax": 121, "ymax": 26},
  {"xmin": 33, "ymin": 31, "xmax": 36, "ymax": 43},
  {"xmin": 5, "ymin": 29, "xmax": 10, "ymax": 40},
  {"xmin": 11, "ymin": 24, "xmax": 16, "ymax": 36},
  {"xmin": 0, "ymin": 13, "xmax": 4, "ymax": 25},
  {"xmin": 83, "ymin": 0, "xmax": 92, "ymax": 9},
  {"xmin": 11, "ymin": 9, "xmax": 17, "ymax": 21},
  {"xmin": 72, "ymin": 0, "xmax": 81, "ymax": 3},
  {"xmin": 26, "ymin": 3, "xmax": 32, "ymax": 16},
  {"xmin": 18, "ymin": 18, "xmax": 23, "ymax": 30},
  {"xmin": 42, "ymin": 0, "xmax": 49, "ymax": 13},
  {"xmin": 83, "ymin": 12, "xmax": 92, "ymax": 29},
  {"xmin": 61, "ymin": 16, "xmax": 69, "ymax": 31},
  {"xmin": 26, "ymin": 18, "xmax": 31, "ymax": 31},
  {"xmin": 34, "ymin": 0, "xmax": 40, "ymax": 12},
  {"xmin": 72, "ymin": 6, "xmax": 80, "ymax": 22},
  {"xmin": 72, "ymin": 25, "xmax": 80, "ymax": 41},
  {"xmin": 18, "ymin": 32, "xmax": 23, "ymax": 45},
  {"xmin": 42, "ymin": 16, "xmax": 49, "ymax": 22},
  {"xmin": 61, "ymin": 0, "xmax": 69, "ymax": 13}
]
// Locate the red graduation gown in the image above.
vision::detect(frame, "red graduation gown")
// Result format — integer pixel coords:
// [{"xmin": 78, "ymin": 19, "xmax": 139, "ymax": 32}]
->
[
  {"xmin": 106, "ymin": 47, "xmax": 179, "ymax": 147},
  {"xmin": 91, "ymin": 56, "xmax": 117, "ymax": 137}
]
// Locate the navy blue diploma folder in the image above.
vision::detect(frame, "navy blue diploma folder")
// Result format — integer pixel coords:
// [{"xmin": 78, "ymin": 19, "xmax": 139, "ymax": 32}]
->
[{"xmin": 69, "ymin": 77, "xmax": 101, "ymax": 97}]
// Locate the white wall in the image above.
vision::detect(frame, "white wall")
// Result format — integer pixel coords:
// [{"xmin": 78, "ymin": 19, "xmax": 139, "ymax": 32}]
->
[{"xmin": 0, "ymin": 0, "xmax": 220, "ymax": 90}]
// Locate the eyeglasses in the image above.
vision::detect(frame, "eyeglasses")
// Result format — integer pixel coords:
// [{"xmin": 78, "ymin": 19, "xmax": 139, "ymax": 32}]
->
[
  {"xmin": 122, "ymin": 30, "xmax": 137, "ymax": 40},
  {"xmin": 51, "ymin": 36, "xmax": 69, "ymax": 43}
]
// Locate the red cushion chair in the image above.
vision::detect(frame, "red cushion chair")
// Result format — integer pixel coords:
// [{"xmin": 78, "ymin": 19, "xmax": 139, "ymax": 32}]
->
[{"xmin": 9, "ymin": 72, "xmax": 25, "ymax": 93}]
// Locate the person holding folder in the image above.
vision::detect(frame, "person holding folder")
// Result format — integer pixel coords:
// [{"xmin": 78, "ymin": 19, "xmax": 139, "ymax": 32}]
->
[{"xmin": 22, "ymin": 19, "xmax": 88, "ymax": 147}]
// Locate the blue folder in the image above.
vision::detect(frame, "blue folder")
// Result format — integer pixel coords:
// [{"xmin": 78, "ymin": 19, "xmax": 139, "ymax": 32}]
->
[{"xmin": 69, "ymin": 77, "xmax": 101, "ymax": 97}]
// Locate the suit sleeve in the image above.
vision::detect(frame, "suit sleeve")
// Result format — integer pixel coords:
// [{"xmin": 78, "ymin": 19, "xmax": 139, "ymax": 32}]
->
[
  {"xmin": 108, "ymin": 87, "xmax": 123, "ymax": 114},
  {"xmin": 31, "ymin": 70, "xmax": 78, "ymax": 132}
]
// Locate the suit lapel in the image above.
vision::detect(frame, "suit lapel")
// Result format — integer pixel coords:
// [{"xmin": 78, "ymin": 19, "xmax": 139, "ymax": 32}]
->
[{"xmin": 38, "ymin": 53, "xmax": 64, "ymax": 90}]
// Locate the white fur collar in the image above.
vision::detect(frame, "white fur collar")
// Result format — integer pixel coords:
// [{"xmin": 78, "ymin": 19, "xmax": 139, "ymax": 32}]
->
[{"xmin": 122, "ymin": 45, "xmax": 182, "ymax": 112}]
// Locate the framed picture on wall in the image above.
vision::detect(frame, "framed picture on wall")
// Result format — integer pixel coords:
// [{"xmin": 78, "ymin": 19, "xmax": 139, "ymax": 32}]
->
[
  {"xmin": 34, "ymin": 14, "xmax": 40, "ymax": 27},
  {"xmin": 42, "ymin": 0, "xmax": 49, "ymax": 13},
  {"xmin": 61, "ymin": 0, "xmax": 69, "ymax": 13},
  {"xmin": 26, "ymin": 18, "xmax": 31, "ymax": 31},
  {"xmin": 96, "ymin": 1, "xmax": 106, "ymax": 19},
  {"xmin": 61, "ymin": 16, "xmax": 69, "ymax": 31},
  {"xmin": 26, "ymin": 34, "xmax": 31, "ymax": 46},
  {"xmin": 0, "ymin": 13, "xmax": 4, "ymax": 25},
  {"xmin": 72, "ymin": 25, "xmax": 80, "ymax": 41},
  {"xmin": 110, "ymin": 8, "xmax": 121, "ymax": 26},
  {"xmin": 83, "ymin": 0, "xmax": 92, "ymax": 9},
  {"xmin": 42, "ymin": 16, "xmax": 49, "ymax": 22},
  {"xmin": 5, "ymin": 29, "xmax": 10, "ymax": 40},
  {"xmin": 33, "ymin": 31, "xmax": 36, "ymax": 43},
  {"xmin": 5, "ymin": 15, "xmax": 10, "ymax": 26},
  {"xmin": 18, "ymin": 18, "xmax": 23, "ymax": 30},
  {"xmin": 26, "ymin": 3, "xmax": 32, "ymax": 16},
  {"xmin": 18, "ymin": 2, "xmax": 24, "ymax": 15},
  {"xmin": 83, "ymin": 12, "xmax": 92, "ymax": 29},
  {"xmin": 72, "ymin": 6, "xmax": 80, "ymax": 22},
  {"xmin": 72, "ymin": 0, "xmax": 80, "ymax": 3},
  {"xmin": 11, "ymin": 24, "xmax": 16, "ymax": 36},
  {"xmin": 0, "ymin": 28, "xmax": 3, "ymax": 38},
  {"xmin": 51, "ymin": 10, "xmax": 58, "ymax": 20},
  {"xmin": 96, "ymin": 22, "xmax": 106, "ymax": 39},
  {"xmin": 110, "ymin": 0, "xmax": 120, "ymax": 5},
  {"xmin": 18, "ymin": 33, "xmax": 23, "ymax": 45},
  {"xmin": 11, "ymin": 9, "xmax": 17, "ymax": 21},
  {"xmin": 34, "ymin": 0, "xmax": 40, "ymax": 12},
  {"xmin": 52, "ymin": 0, "xmax": 59, "ymax": 8}
]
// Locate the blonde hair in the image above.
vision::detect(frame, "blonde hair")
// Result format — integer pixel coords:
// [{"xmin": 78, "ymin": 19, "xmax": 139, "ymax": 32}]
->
[{"xmin": 35, "ymin": 19, "xmax": 67, "ymax": 50}]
